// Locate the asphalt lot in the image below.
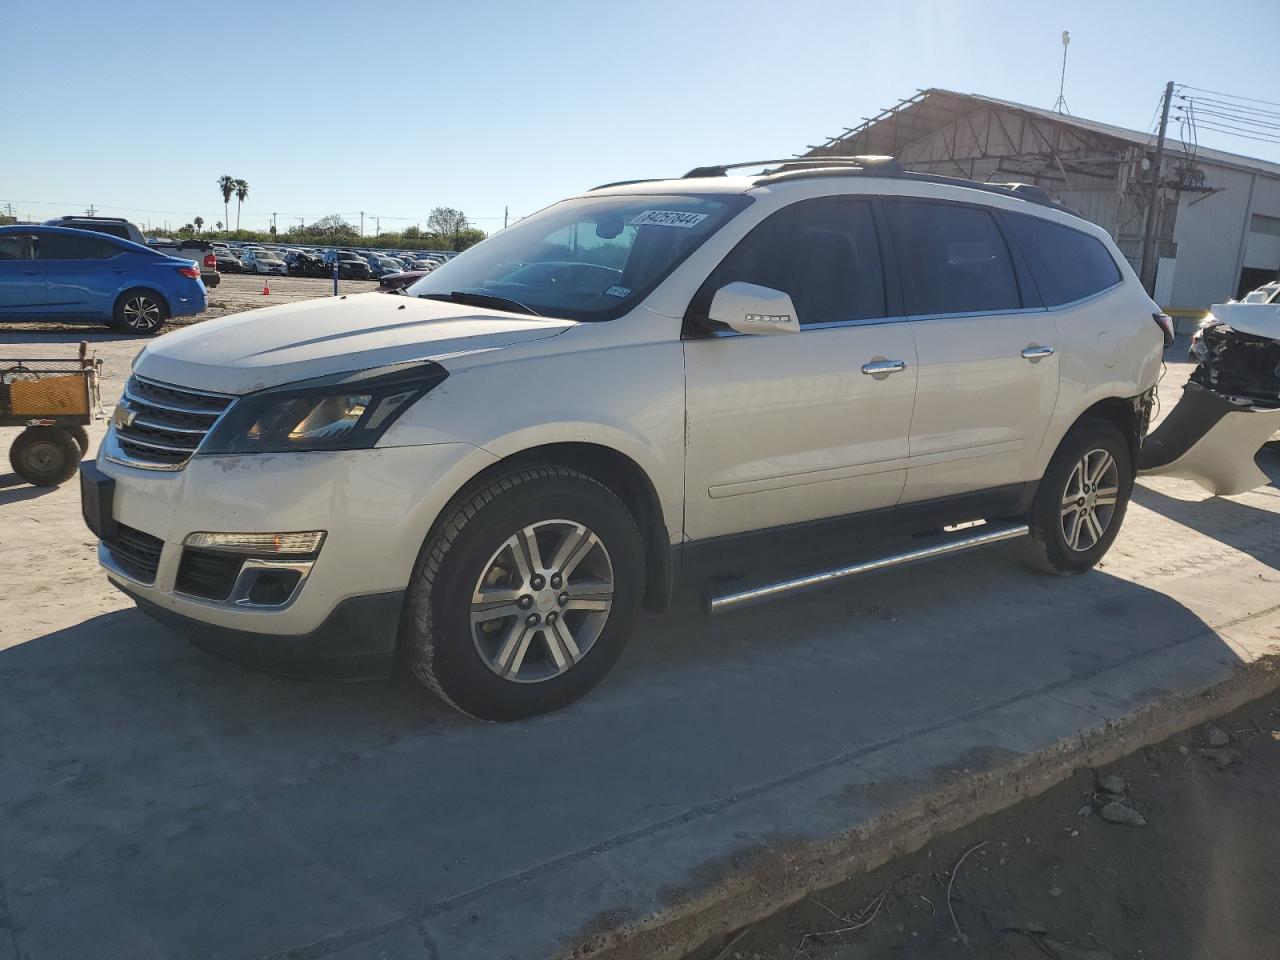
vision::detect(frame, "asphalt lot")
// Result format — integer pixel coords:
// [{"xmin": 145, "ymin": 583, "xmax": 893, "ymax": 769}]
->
[{"xmin": 2, "ymin": 297, "xmax": 1279, "ymax": 960}]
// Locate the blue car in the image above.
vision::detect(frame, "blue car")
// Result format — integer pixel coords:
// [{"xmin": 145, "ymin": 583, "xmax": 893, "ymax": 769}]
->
[{"xmin": 0, "ymin": 225, "xmax": 207, "ymax": 335}]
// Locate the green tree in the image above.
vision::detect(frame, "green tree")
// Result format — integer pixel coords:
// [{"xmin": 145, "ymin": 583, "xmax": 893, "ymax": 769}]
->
[
  {"xmin": 426, "ymin": 207, "xmax": 469, "ymax": 247},
  {"xmin": 193, "ymin": 216, "xmax": 204, "ymax": 234},
  {"xmin": 218, "ymin": 175, "xmax": 235, "ymax": 234},
  {"xmin": 233, "ymin": 179, "xmax": 249, "ymax": 231}
]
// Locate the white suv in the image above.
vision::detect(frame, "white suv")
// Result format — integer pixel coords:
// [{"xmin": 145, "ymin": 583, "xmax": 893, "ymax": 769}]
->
[{"xmin": 83, "ymin": 158, "xmax": 1167, "ymax": 720}]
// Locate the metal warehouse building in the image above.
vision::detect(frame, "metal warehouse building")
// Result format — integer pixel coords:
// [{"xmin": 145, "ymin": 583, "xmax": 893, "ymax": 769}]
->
[{"xmin": 803, "ymin": 88, "xmax": 1280, "ymax": 322}]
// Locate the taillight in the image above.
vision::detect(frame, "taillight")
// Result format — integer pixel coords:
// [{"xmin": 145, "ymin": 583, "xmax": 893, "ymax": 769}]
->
[
  {"xmin": 203, "ymin": 252, "xmax": 217, "ymax": 268},
  {"xmin": 1152, "ymin": 312, "xmax": 1175, "ymax": 348},
  {"xmin": 177, "ymin": 265, "xmax": 200, "ymax": 279}
]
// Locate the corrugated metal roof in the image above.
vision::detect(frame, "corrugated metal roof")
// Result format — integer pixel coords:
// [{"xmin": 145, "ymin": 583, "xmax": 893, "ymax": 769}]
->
[{"xmin": 812, "ymin": 88, "xmax": 1280, "ymax": 180}]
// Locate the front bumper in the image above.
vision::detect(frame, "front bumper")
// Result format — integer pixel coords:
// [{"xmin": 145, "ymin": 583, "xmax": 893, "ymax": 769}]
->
[
  {"xmin": 118, "ymin": 582, "xmax": 405, "ymax": 678},
  {"xmin": 88, "ymin": 439, "xmax": 497, "ymax": 673}
]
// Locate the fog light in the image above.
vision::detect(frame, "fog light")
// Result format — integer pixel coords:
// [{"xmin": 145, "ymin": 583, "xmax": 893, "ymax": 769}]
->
[
  {"xmin": 245, "ymin": 568, "xmax": 303, "ymax": 605},
  {"xmin": 183, "ymin": 531, "xmax": 325, "ymax": 555}
]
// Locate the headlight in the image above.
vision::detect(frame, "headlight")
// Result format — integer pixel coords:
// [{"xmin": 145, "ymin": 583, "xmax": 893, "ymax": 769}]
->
[{"xmin": 200, "ymin": 360, "xmax": 447, "ymax": 455}]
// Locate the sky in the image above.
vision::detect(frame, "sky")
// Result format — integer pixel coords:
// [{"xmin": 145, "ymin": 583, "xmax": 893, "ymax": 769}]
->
[{"xmin": 2, "ymin": 0, "xmax": 1277, "ymax": 235}]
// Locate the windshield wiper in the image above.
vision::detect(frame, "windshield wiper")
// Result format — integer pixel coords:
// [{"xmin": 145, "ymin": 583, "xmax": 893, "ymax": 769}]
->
[{"xmin": 419, "ymin": 290, "xmax": 541, "ymax": 316}]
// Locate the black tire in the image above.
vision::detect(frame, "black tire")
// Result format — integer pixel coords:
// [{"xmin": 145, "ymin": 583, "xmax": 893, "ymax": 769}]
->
[
  {"xmin": 1022, "ymin": 419, "xmax": 1133, "ymax": 576},
  {"xmin": 109, "ymin": 289, "xmax": 170, "ymax": 335},
  {"xmin": 402, "ymin": 464, "xmax": 644, "ymax": 721},
  {"xmin": 67, "ymin": 425, "xmax": 90, "ymax": 456},
  {"xmin": 9, "ymin": 427, "xmax": 81, "ymax": 487}
]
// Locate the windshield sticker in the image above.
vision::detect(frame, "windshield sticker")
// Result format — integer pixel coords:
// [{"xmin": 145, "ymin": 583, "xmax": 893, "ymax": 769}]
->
[
  {"xmin": 629, "ymin": 210, "xmax": 709, "ymax": 229},
  {"xmin": 605, "ymin": 285, "xmax": 631, "ymax": 298}
]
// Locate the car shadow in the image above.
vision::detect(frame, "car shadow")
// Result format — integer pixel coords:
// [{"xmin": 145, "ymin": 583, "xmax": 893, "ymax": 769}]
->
[
  {"xmin": 1133, "ymin": 445, "xmax": 1280, "ymax": 571},
  {"xmin": 0, "ymin": 326, "xmax": 144, "ymax": 344}
]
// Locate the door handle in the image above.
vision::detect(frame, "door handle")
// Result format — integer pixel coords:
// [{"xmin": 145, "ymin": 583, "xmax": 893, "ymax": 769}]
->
[
  {"xmin": 21, "ymin": 270, "xmax": 40, "ymax": 276},
  {"xmin": 861, "ymin": 359, "xmax": 907, "ymax": 376},
  {"xmin": 1021, "ymin": 345, "xmax": 1055, "ymax": 361}
]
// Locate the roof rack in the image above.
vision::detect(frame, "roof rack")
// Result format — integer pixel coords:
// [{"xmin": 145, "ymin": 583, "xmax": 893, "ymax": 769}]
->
[
  {"xmin": 682, "ymin": 156, "xmax": 904, "ymax": 179},
  {"xmin": 589, "ymin": 156, "xmax": 1074, "ymax": 214}
]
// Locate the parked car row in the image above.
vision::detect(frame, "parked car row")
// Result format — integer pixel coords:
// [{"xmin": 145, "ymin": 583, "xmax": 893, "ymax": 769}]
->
[{"xmin": 210, "ymin": 241, "xmax": 451, "ymax": 280}]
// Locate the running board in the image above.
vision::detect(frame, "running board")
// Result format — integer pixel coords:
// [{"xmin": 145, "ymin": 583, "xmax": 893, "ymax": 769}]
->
[{"xmin": 705, "ymin": 521, "xmax": 1030, "ymax": 615}]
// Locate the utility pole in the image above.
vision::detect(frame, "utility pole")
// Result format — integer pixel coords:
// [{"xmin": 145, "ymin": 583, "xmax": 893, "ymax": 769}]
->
[
  {"xmin": 503, "ymin": 206, "xmax": 509, "ymax": 229},
  {"xmin": 271, "ymin": 212, "xmax": 278, "ymax": 233},
  {"xmin": 359, "ymin": 211, "xmax": 365, "ymax": 236},
  {"xmin": 1140, "ymin": 80, "xmax": 1175, "ymax": 295},
  {"xmin": 373, "ymin": 216, "xmax": 381, "ymax": 235}
]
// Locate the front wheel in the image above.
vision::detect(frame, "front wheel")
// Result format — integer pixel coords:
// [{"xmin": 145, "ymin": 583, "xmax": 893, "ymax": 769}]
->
[
  {"xmin": 402, "ymin": 464, "xmax": 644, "ymax": 721},
  {"xmin": 1023, "ymin": 419, "xmax": 1133, "ymax": 575},
  {"xmin": 110, "ymin": 289, "xmax": 169, "ymax": 335}
]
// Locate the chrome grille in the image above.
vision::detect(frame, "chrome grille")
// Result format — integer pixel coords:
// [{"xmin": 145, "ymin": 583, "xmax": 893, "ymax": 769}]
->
[{"xmin": 112, "ymin": 376, "xmax": 234, "ymax": 469}]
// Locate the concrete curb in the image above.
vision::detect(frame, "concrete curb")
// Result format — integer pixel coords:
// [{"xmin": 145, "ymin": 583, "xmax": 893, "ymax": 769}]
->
[{"xmin": 566, "ymin": 644, "xmax": 1280, "ymax": 960}]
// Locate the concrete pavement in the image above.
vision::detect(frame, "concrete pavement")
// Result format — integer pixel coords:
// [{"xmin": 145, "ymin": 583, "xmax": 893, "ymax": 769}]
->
[{"xmin": 1, "ymin": 337, "xmax": 1279, "ymax": 960}]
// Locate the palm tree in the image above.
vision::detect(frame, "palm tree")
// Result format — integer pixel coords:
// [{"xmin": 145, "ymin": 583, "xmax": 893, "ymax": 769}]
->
[
  {"xmin": 215, "ymin": 221, "xmax": 223, "ymax": 232},
  {"xmin": 233, "ymin": 179, "xmax": 249, "ymax": 231},
  {"xmin": 218, "ymin": 175, "xmax": 235, "ymax": 234},
  {"xmin": 194, "ymin": 216, "xmax": 204, "ymax": 234}
]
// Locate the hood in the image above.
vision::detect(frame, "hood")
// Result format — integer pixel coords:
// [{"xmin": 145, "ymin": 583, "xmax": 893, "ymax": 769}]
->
[
  {"xmin": 1208, "ymin": 302, "xmax": 1280, "ymax": 340},
  {"xmin": 136, "ymin": 292, "xmax": 574, "ymax": 394}
]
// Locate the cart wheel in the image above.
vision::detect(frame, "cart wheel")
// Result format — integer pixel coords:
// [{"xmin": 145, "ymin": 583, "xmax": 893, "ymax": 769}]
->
[
  {"xmin": 68, "ymin": 425, "xmax": 90, "ymax": 456},
  {"xmin": 9, "ymin": 427, "xmax": 81, "ymax": 487}
]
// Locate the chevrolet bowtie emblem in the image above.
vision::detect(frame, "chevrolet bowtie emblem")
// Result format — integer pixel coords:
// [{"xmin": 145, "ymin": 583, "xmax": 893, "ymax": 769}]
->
[{"xmin": 113, "ymin": 406, "xmax": 137, "ymax": 429}]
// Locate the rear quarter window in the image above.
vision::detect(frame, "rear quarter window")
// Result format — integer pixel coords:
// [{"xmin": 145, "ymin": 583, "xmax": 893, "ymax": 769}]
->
[{"xmin": 1004, "ymin": 213, "xmax": 1122, "ymax": 307}]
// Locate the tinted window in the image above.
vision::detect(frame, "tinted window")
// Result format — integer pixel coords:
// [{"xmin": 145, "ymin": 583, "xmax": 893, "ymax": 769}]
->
[
  {"xmin": 884, "ymin": 200, "xmax": 1020, "ymax": 315},
  {"xmin": 63, "ymin": 221, "xmax": 130, "ymax": 239},
  {"xmin": 694, "ymin": 198, "xmax": 886, "ymax": 326},
  {"xmin": 1004, "ymin": 213, "xmax": 1122, "ymax": 306},
  {"xmin": 37, "ymin": 233, "xmax": 120, "ymax": 261},
  {"xmin": 0, "ymin": 235, "xmax": 35, "ymax": 260}
]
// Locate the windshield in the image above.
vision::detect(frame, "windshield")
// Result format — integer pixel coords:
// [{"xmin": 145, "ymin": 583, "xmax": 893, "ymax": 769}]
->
[{"xmin": 405, "ymin": 193, "xmax": 749, "ymax": 321}]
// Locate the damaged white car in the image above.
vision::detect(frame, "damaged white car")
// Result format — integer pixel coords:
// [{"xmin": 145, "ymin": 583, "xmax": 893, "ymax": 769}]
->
[{"xmin": 1140, "ymin": 297, "xmax": 1280, "ymax": 495}]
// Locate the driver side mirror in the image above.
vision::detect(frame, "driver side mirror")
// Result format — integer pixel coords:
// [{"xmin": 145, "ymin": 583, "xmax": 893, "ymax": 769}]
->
[{"xmin": 707, "ymin": 282, "xmax": 800, "ymax": 336}]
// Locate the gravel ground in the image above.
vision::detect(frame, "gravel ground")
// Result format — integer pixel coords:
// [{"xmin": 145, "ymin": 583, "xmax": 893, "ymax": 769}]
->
[{"xmin": 698, "ymin": 688, "xmax": 1280, "ymax": 960}]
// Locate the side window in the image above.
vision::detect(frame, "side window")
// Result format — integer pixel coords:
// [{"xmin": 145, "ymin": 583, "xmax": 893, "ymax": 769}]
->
[
  {"xmin": 884, "ymin": 200, "xmax": 1021, "ymax": 316},
  {"xmin": 36, "ymin": 233, "xmax": 120, "ymax": 261},
  {"xmin": 1004, "ymin": 213, "xmax": 1122, "ymax": 306},
  {"xmin": 0, "ymin": 235, "xmax": 36, "ymax": 260},
  {"xmin": 693, "ymin": 198, "xmax": 887, "ymax": 326}
]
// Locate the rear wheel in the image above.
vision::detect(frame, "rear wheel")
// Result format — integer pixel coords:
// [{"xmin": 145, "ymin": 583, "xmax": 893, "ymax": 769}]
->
[
  {"xmin": 110, "ymin": 289, "xmax": 169, "ymax": 335},
  {"xmin": 402, "ymin": 464, "xmax": 644, "ymax": 721},
  {"xmin": 1023, "ymin": 419, "xmax": 1132, "ymax": 575},
  {"xmin": 67, "ymin": 425, "xmax": 90, "ymax": 456},
  {"xmin": 9, "ymin": 427, "xmax": 81, "ymax": 487}
]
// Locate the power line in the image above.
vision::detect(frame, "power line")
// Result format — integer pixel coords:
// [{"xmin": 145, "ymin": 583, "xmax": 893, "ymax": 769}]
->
[
  {"xmin": 1185, "ymin": 122, "xmax": 1280, "ymax": 145},
  {"xmin": 1178, "ymin": 84, "xmax": 1280, "ymax": 111}
]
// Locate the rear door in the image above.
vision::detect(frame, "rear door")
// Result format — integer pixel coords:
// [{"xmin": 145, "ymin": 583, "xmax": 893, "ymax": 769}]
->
[
  {"xmin": 883, "ymin": 198, "xmax": 1059, "ymax": 503},
  {"xmin": 0, "ymin": 234, "xmax": 45, "ymax": 315},
  {"xmin": 38, "ymin": 231, "xmax": 125, "ymax": 318},
  {"xmin": 683, "ymin": 196, "xmax": 918, "ymax": 540}
]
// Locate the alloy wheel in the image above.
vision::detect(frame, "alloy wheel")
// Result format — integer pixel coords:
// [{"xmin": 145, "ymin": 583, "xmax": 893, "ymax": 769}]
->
[
  {"xmin": 122, "ymin": 295, "xmax": 161, "ymax": 330},
  {"xmin": 470, "ymin": 519, "xmax": 614, "ymax": 683},
  {"xmin": 1060, "ymin": 448, "xmax": 1120, "ymax": 552}
]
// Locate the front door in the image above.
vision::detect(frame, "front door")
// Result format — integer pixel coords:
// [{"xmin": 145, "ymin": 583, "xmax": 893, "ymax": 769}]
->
[
  {"xmin": 0, "ymin": 234, "xmax": 45, "ymax": 315},
  {"xmin": 683, "ymin": 196, "xmax": 918, "ymax": 541},
  {"xmin": 881, "ymin": 199, "xmax": 1059, "ymax": 503}
]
